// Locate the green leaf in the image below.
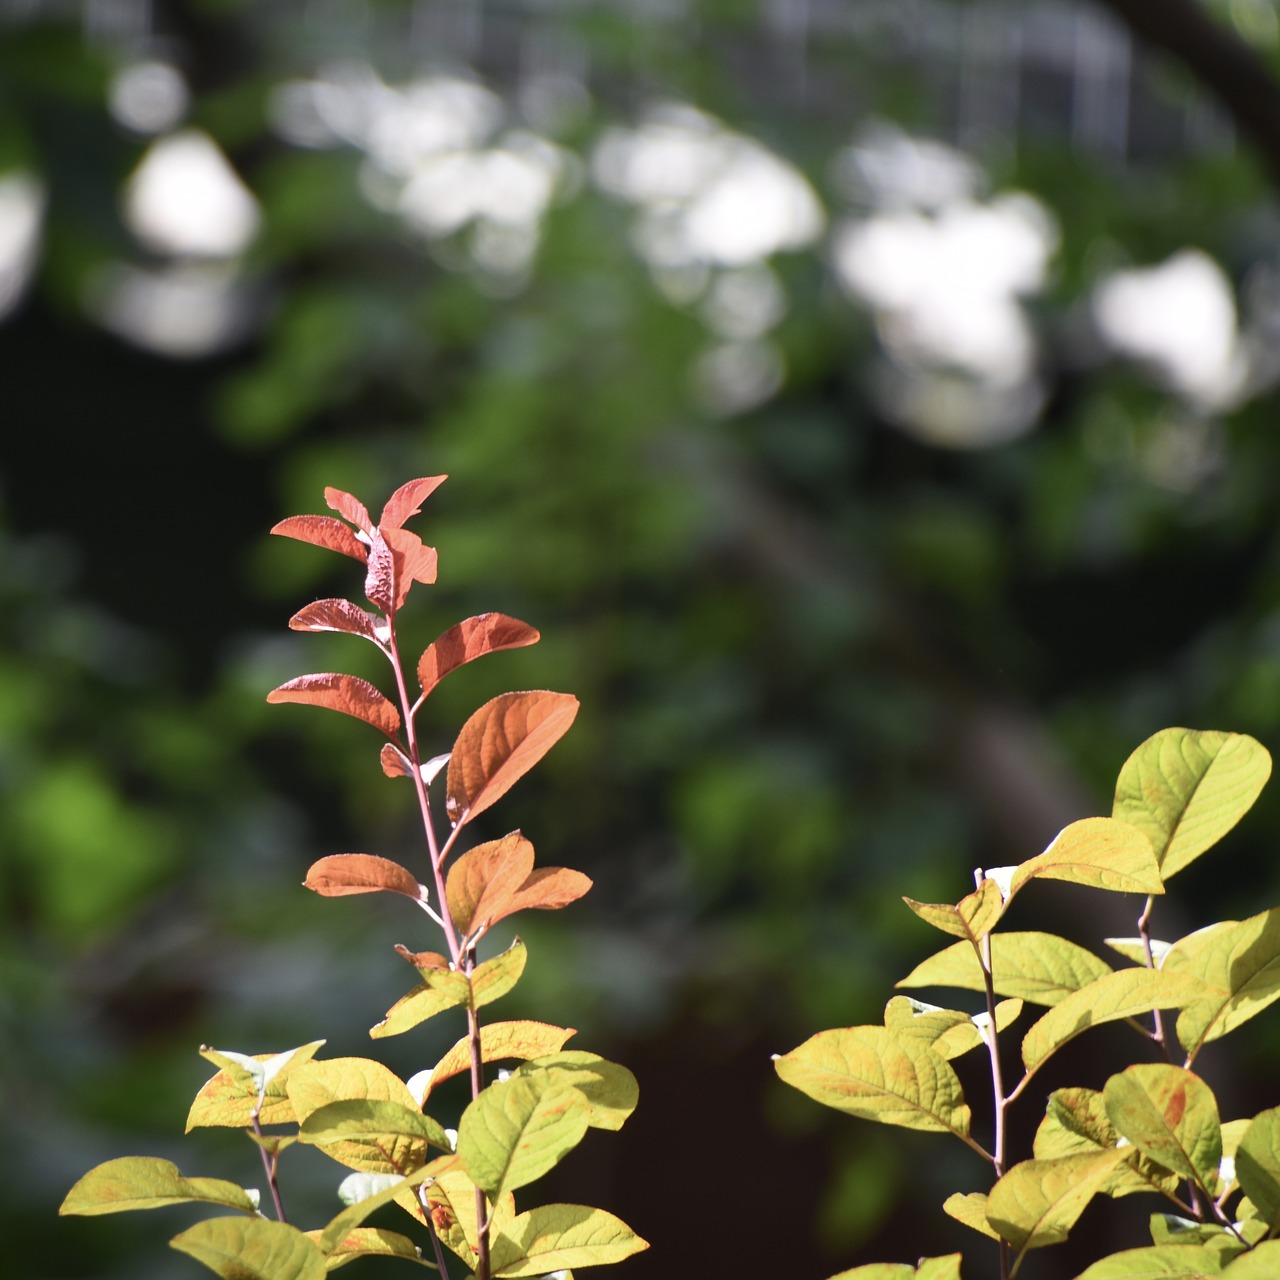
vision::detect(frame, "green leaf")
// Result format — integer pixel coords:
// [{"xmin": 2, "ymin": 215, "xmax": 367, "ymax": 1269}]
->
[
  {"xmin": 942, "ymin": 1191, "xmax": 1001, "ymax": 1239},
  {"xmin": 1021, "ymin": 969, "xmax": 1210, "ymax": 1077},
  {"xmin": 170, "ymin": 1217, "xmax": 328, "ymax": 1280},
  {"xmin": 986, "ymin": 1150, "xmax": 1128, "ymax": 1257},
  {"xmin": 370, "ymin": 977, "xmax": 469, "ymax": 1038},
  {"xmin": 825, "ymin": 1256, "xmax": 963, "ymax": 1279},
  {"xmin": 902, "ymin": 877, "xmax": 1005, "ymax": 942},
  {"xmin": 488, "ymin": 1204, "xmax": 649, "ymax": 1277},
  {"xmin": 1149, "ymin": 1217, "xmax": 1236, "ymax": 1248},
  {"xmin": 59, "ymin": 1157, "xmax": 259, "ymax": 1217},
  {"xmin": 884, "ymin": 995, "xmax": 1022, "ymax": 1060},
  {"xmin": 1112, "ymin": 729, "xmax": 1271, "ymax": 879},
  {"xmin": 1073, "ymin": 1243, "xmax": 1229, "ymax": 1278},
  {"xmin": 417, "ymin": 1020, "xmax": 577, "ymax": 1101},
  {"xmin": 510, "ymin": 1052, "xmax": 640, "ymax": 1131},
  {"xmin": 1106, "ymin": 938, "xmax": 1173, "ymax": 967},
  {"xmin": 316, "ymin": 1164, "xmax": 438, "ymax": 1253},
  {"xmin": 1235, "ymin": 1107, "xmax": 1280, "ymax": 1233},
  {"xmin": 1219, "ymin": 1241, "xmax": 1280, "ymax": 1277},
  {"xmin": 898, "ymin": 932, "xmax": 1113, "ymax": 1006},
  {"xmin": 402, "ymin": 1160, "xmax": 515, "ymax": 1268},
  {"xmin": 456, "ymin": 1073, "xmax": 592, "ymax": 1200},
  {"xmin": 187, "ymin": 1041, "xmax": 326, "ymax": 1130},
  {"xmin": 1104, "ymin": 1065, "xmax": 1222, "ymax": 1190},
  {"xmin": 298, "ymin": 1099, "xmax": 450, "ymax": 1175},
  {"xmin": 306, "ymin": 1227, "xmax": 431, "ymax": 1270},
  {"xmin": 773, "ymin": 1026, "xmax": 973, "ymax": 1143},
  {"xmin": 1010, "ymin": 817, "xmax": 1163, "ymax": 897},
  {"xmin": 287, "ymin": 1057, "xmax": 418, "ymax": 1123},
  {"xmin": 471, "ymin": 938, "xmax": 528, "ymax": 1010},
  {"xmin": 1165, "ymin": 908, "xmax": 1280, "ymax": 1057}
]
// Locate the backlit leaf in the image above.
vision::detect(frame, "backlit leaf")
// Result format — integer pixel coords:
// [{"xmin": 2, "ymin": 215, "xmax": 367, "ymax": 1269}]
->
[
  {"xmin": 883, "ymin": 995, "xmax": 1022, "ymax": 1060},
  {"xmin": 271, "ymin": 515, "xmax": 367, "ymax": 563},
  {"xmin": 171, "ymin": 1217, "xmax": 327, "ymax": 1280},
  {"xmin": 267, "ymin": 674, "xmax": 401, "ymax": 740},
  {"xmin": 380, "ymin": 743, "xmax": 413, "ymax": 778},
  {"xmin": 1165, "ymin": 908, "xmax": 1280, "ymax": 1057},
  {"xmin": 363, "ymin": 528, "xmax": 397, "ymax": 614},
  {"xmin": 456, "ymin": 1073, "xmax": 591, "ymax": 1199},
  {"xmin": 307, "ymin": 1227, "xmax": 429, "ymax": 1270},
  {"xmin": 303, "ymin": 854, "xmax": 425, "ymax": 902},
  {"xmin": 1112, "ymin": 729, "xmax": 1271, "ymax": 879},
  {"xmin": 489, "ymin": 1204, "xmax": 649, "ymax": 1277},
  {"xmin": 507, "ymin": 866, "xmax": 593, "ymax": 916},
  {"xmin": 59, "ymin": 1158, "xmax": 258, "ymax": 1216},
  {"xmin": 915, "ymin": 1262, "xmax": 964, "ymax": 1280},
  {"xmin": 398, "ymin": 1161, "xmax": 516, "ymax": 1268},
  {"xmin": 987, "ymin": 1150, "xmax": 1128, "ymax": 1255},
  {"xmin": 903, "ymin": 877, "xmax": 1005, "ymax": 942},
  {"xmin": 1104, "ymin": 1065, "xmax": 1222, "ymax": 1189},
  {"xmin": 298, "ymin": 1099, "xmax": 448, "ymax": 1174},
  {"xmin": 288, "ymin": 599, "xmax": 382, "ymax": 643},
  {"xmin": 446, "ymin": 692, "xmax": 579, "ymax": 826},
  {"xmin": 1021, "ymin": 970, "xmax": 1210, "ymax": 1078},
  {"xmin": 417, "ymin": 614, "xmax": 541, "ymax": 698},
  {"xmin": 1236, "ymin": 1107, "xmax": 1280, "ymax": 1233},
  {"xmin": 419, "ymin": 1020, "xmax": 577, "ymax": 1100},
  {"xmin": 379, "ymin": 476, "xmax": 447, "ymax": 530},
  {"xmin": 826, "ymin": 1258, "xmax": 963, "ymax": 1279},
  {"xmin": 471, "ymin": 938, "xmax": 528, "ymax": 1009},
  {"xmin": 316, "ymin": 1165, "xmax": 437, "ymax": 1253},
  {"xmin": 942, "ymin": 1191, "xmax": 1000, "ymax": 1240},
  {"xmin": 324, "ymin": 487, "xmax": 372, "ymax": 533},
  {"xmin": 286, "ymin": 1057, "xmax": 418, "ymax": 1124},
  {"xmin": 446, "ymin": 832, "xmax": 535, "ymax": 937},
  {"xmin": 369, "ymin": 979, "xmax": 469, "ymax": 1038},
  {"xmin": 898, "ymin": 932, "xmax": 1113, "ymax": 1006},
  {"xmin": 186, "ymin": 1040, "xmax": 326, "ymax": 1131},
  {"xmin": 511, "ymin": 1052, "xmax": 640, "ymax": 1130},
  {"xmin": 1219, "ymin": 1241, "xmax": 1280, "ymax": 1277},
  {"xmin": 1074, "ymin": 1243, "xmax": 1228, "ymax": 1278},
  {"xmin": 382, "ymin": 526, "xmax": 438, "ymax": 606},
  {"xmin": 1106, "ymin": 938, "xmax": 1173, "ymax": 967},
  {"xmin": 773, "ymin": 1025, "xmax": 972, "ymax": 1140},
  {"xmin": 1010, "ymin": 817, "xmax": 1164, "ymax": 897}
]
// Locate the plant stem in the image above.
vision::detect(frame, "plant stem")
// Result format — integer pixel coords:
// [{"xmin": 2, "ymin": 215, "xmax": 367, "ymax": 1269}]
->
[
  {"xmin": 980, "ymin": 928, "xmax": 1012, "ymax": 1280},
  {"xmin": 250, "ymin": 1109, "xmax": 287, "ymax": 1223},
  {"xmin": 1137, "ymin": 895, "xmax": 1172, "ymax": 1059}
]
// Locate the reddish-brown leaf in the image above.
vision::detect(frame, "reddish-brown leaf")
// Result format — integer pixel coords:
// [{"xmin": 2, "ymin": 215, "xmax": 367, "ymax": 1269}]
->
[
  {"xmin": 304, "ymin": 854, "xmax": 425, "ymax": 901},
  {"xmin": 271, "ymin": 515, "xmax": 367, "ymax": 563},
  {"xmin": 380, "ymin": 476, "xmax": 448, "ymax": 530},
  {"xmin": 445, "ymin": 692, "xmax": 579, "ymax": 826},
  {"xmin": 267, "ymin": 673, "xmax": 402, "ymax": 740},
  {"xmin": 289, "ymin": 598, "xmax": 383, "ymax": 643},
  {"xmin": 418, "ymin": 614, "xmax": 541, "ymax": 698},
  {"xmin": 508, "ymin": 867, "xmax": 593, "ymax": 915},
  {"xmin": 381, "ymin": 743, "xmax": 413, "ymax": 778},
  {"xmin": 394, "ymin": 946, "xmax": 451, "ymax": 971},
  {"xmin": 383, "ymin": 527, "xmax": 438, "ymax": 608},
  {"xmin": 363, "ymin": 528, "xmax": 397, "ymax": 615},
  {"xmin": 445, "ymin": 833, "xmax": 536, "ymax": 936},
  {"xmin": 324, "ymin": 486, "xmax": 373, "ymax": 533}
]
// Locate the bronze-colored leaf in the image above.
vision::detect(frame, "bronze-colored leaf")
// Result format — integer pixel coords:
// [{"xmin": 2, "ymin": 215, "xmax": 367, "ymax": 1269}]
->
[
  {"xmin": 394, "ymin": 946, "xmax": 450, "ymax": 971},
  {"xmin": 271, "ymin": 515, "xmax": 367, "ymax": 563},
  {"xmin": 383, "ymin": 527, "xmax": 438, "ymax": 607},
  {"xmin": 380, "ymin": 743, "xmax": 413, "ymax": 778},
  {"xmin": 304, "ymin": 854, "xmax": 425, "ymax": 902},
  {"xmin": 380, "ymin": 476, "xmax": 447, "ymax": 530},
  {"xmin": 364, "ymin": 529, "xmax": 397, "ymax": 615},
  {"xmin": 289, "ymin": 599, "xmax": 382, "ymax": 642},
  {"xmin": 446, "ymin": 833, "xmax": 536, "ymax": 937},
  {"xmin": 267, "ymin": 673, "xmax": 401, "ymax": 740},
  {"xmin": 418, "ymin": 615, "xmax": 541, "ymax": 699},
  {"xmin": 446, "ymin": 692, "xmax": 579, "ymax": 826},
  {"xmin": 325, "ymin": 486, "xmax": 373, "ymax": 533},
  {"xmin": 507, "ymin": 867, "xmax": 592, "ymax": 915}
]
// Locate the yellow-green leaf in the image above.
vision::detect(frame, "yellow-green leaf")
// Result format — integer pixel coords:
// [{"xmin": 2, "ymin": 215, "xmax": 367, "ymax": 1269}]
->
[
  {"xmin": 825, "ymin": 1255, "xmax": 963, "ymax": 1279},
  {"xmin": 287, "ymin": 1058, "xmax": 417, "ymax": 1124},
  {"xmin": 419, "ymin": 1021, "xmax": 577, "ymax": 1100},
  {"xmin": 1010, "ymin": 817, "xmax": 1163, "ymax": 897},
  {"xmin": 883, "ymin": 995, "xmax": 1021, "ymax": 1060},
  {"xmin": 457, "ymin": 1074, "xmax": 591, "ymax": 1199},
  {"xmin": 170, "ymin": 1217, "xmax": 327, "ymax": 1280},
  {"xmin": 511, "ymin": 1052, "xmax": 639, "ymax": 1130},
  {"xmin": 59, "ymin": 1157, "xmax": 258, "ymax": 1217},
  {"xmin": 903, "ymin": 878, "xmax": 1005, "ymax": 942},
  {"xmin": 489, "ymin": 1204, "xmax": 649, "ymax": 1277},
  {"xmin": 1220, "ymin": 1240, "xmax": 1280, "ymax": 1277},
  {"xmin": 370, "ymin": 978, "xmax": 469, "ymax": 1039},
  {"xmin": 471, "ymin": 938, "xmax": 527, "ymax": 1010},
  {"xmin": 1104, "ymin": 1065, "xmax": 1222, "ymax": 1190},
  {"xmin": 1105, "ymin": 938, "xmax": 1173, "ymax": 967},
  {"xmin": 1112, "ymin": 728, "xmax": 1271, "ymax": 879},
  {"xmin": 898, "ymin": 932, "xmax": 1113, "ymax": 1006},
  {"xmin": 298, "ymin": 1099, "xmax": 449, "ymax": 1175},
  {"xmin": 186, "ymin": 1041, "xmax": 326, "ymax": 1131},
  {"xmin": 773, "ymin": 1026, "xmax": 972, "ymax": 1142},
  {"xmin": 1236, "ymin": 1107, "xmax": 1280, "ymax": 1233},
  {"xmin": 306, "ymin": 1227, "xmax": 430, "ymax": 1270},
  {"xmin": 316, "ymin": 1164, "xmax": 438, "ymax": 1253},
  {"xmin": 943, "ymin": 1191, "xmax": 1000, "ymax": 1239},
  {"xmin": 1074, "ymin": 1242, "xmax": 1229, "ymax": 1278},
  {"xmin": 1021, "ymin": 969, "xmax": 1210, "ymax": 1077}
]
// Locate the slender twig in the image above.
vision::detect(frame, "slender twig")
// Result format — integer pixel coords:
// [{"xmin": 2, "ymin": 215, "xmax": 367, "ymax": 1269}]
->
[
  {"xmin": 979, "ymin": 925, "xmax": 1012, "ymax": 1280},
  {"xmin": 1136, "ymin": 895, "xmax": 1172, "ymax": 1059},
  {"xmin": 250, "ymin": 1107, "xmax": 287, "ymax": 1223}
]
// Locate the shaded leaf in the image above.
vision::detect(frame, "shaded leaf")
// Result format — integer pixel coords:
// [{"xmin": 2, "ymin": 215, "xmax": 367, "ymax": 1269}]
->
[
  {"xmin": 489, "ymin": 1204, "xmax": 649, "ymax": 1278},
  {"xmin": 418, "ymin": 614, "xmax": 541, "ymax": 698},
  {"xmin": 773, "ymin": 1025, "xmax": 972, "ymax": 1141},
  {"xmin": 303, "ymin": 854, "xmax": 425, "ymax": 902},
  {"xmin": 271, "ymin": 515, "xmax": 367, "ymax": 563},
  {"xmin": 942, "ymin": 1191, "xmax": 1001, "ymax": 1240},
  {"xmin": 288, "ymin": 599, "xmax": 382, "ymax": 643},
  {"xmin": 324, "ymin": 487, "xmax": 373, "ymax": 533},
  {"xmin": 987, "ymin": 1150, "xmax": 1128, "ymax": 1255},
  {"xmin": 379, "ymin": 476, "xmax": 447, "ymax": 530},
  {"xmin": 1219, "ymin": 1241, "xmax": 1280, "ymax": 1277},
  {"xmin": 471, "ymin": 938, "xmax": 528, "ymax": 1009},
  {"xmin": 511, "ymin": 1052, "xmax": 640, "ymax": 1131},
  {"xmin": 267, "ymin": 674, "xmax": 400, "ymax": 740},
  {"xmin": 59, "ymin": 1158, "xmax": 258, "ymax": 1217},
  {"xmin": 418, "ymin": 1020, "xmax": 577, "ymax": 1101},
  {"xmin": 898, "ymin": 932, "xmax": 1113, "ymax": 1006},
  {"xmin": 171, "ymin": 1218, "xmax": 326, "ymax": 1280},
  {"xmin": 446, "ymin": 833, "xmax": 535, "ymax": 937},
  {"xmin": 446, "ymin": 692, "xmax": 579, "ymax": 826},
  {"xmin": 298, "ymin": 1099, "xmax": 449, "ymax": 1174},
  {"xmin": 903, "ymin": 877, "xmax": 1005, "ymax": 942},
  {"xmin": 1011, "ymin": 817, "xmax": 1164, "ymax": 898},
  {"xmin": 1074, "ymin": 1243, "xmax": 1229, "ymax": 1278},
  {"xmin": 1236, "ymin": 1107, "xmax": 1280, "ymax": 1233},
  {"xmin": 1149, "ymin": 1216, "xmax": 1240, "ymax": 1250},
  {"xmin": 1112, "ymin": 729, "xmax": 1271, "ymax": 879},
  {"xmin": 186, "ymin": 1041, "xmax": 325, "ymax": 1131},
  {"xmin": 1104, "ymin": 1065, "xmax": 1222, "ymax": 1189}
]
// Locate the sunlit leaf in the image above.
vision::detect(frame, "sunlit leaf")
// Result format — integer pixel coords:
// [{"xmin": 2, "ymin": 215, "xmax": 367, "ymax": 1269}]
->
[
  {"xmin": 298, "ymin": 1099, "xmax": 449, "ymax": 1174},
  {"xmin": 1148, "ymin": 1215, "xmax": 1245, "ymax": 1256},
  {"xmin": 1236, "ymin": 1107, "xmax": 1280, "ymax": 1233},
  {"xmin": 471, "ymin": 938, "xmax": 528, "ymax": 1009},
  {"xmin": 316, "ymin": 1165, "xmax": 437, "ymax": 1253},
  {"xmin": 363, "ymin": 528, "xmax": 397, "ymax": 614},
  {"xmin": 1106, "ymin": 938, "xmax": 1173, "ymax": 967},
  {"xmin": 942, "ymin": 1191, "xmax": 1000, "ymax": 1240},
  {"xmin": 1073, "ymin": 1242, "xmax": 1229, "ymax": 1278},
  {"xmin": 1104, "ymin": 1065, "xmax": 1222, "ymax": 1189},
  {"xmin": 1219, "ymin": 1241, "xmax": 1280, "ymax": 1277},
  {"xmin": 446, "ymin": 833, "xmax": 535, "ymax": 937},
  {"xmin": 903, "ymin": 877, "xmax": 1005, "ymax": 942},
  {"xmin": 419, "ymin": 1020, "xmax": 577, "ymax": 1100},
  {"xmin": 303, "ymin": 854, "xmax": 425, "ymax": 902},
  {"xmin": 488, "ymin": 1204, "xmax": 649, "ymax": 1277},
  {"xmin": 883, "ymin": 995, "xmax": 1021, "ymax": 1060},
  {"xmin": 369, "ymin": 978, "xmax": 469, "ymax": 1038},
  {"xmin": 456, "ymin": 1073, "xmax": 591, "ymax": 1199},
  {"xmin": 59, "ymin": 1157, "xmax": 258, "ymax": 1216},
  {"xmin": 324, "ymin": 486, "xmax": 373, "ymax": 533},
  {"xmin": 171, "ymin": 1217, "xmax": 327, "ymax": 1280},
  {"xmin": 446, "ymin": 692, "xmax": 579, "ymax": 826},
  {"xmin": 986, "ymin": 1150, "xmax": 1128, "ymax": 1256},
  {"xmin": 286, "ymin": 1057, "xmax": 418, "ymax": 1124},
  {"xmin": 382, "ymin": 526, "xmax": 438, "ymax": 606},
  {"xmin": 380, "ymin": 743, "xmax": 413, "ymax": 778},
  {"xmin": 511, "ymin": 1052, "xmax": 639, "ymax": 1131},
  {"xmin": 506, "ymin": 866, "xmax": 592, "ymax": 915},
  {"xmin": 306, "ymin": 1227, "xmax": 430, "ymax": 1270},
  {"xmin": 773, "ymin": 1025, "xmax": 972, "ymax": 1140},
  {"xmin": 396, "ymin": 1161, "xmax": 516, "ymax": 1269},
  {"xmin": 267, "ymin": 673, "xmax": 401, "ymax": 740},
  {"xmin": 914, "ymin": 1261, "xmax": 964, "ymax": 1280},
  {"xmin": 825, "ymin": 1258, "xmax": 962, "ymax": 1279},
  {"xmin": 898, "ymin": 931, "xmax": 1113, "ymax": 1006},
  {"xmin": 1165, "ymin": 908, "xmax": 1280, "ymax": 1057},
  {"xmin": 378, "ymin": 476, "xmax": 447, "ymax": 530},
  {"xmin": 288, "ymin": 599, "xmax": 382, "ymax": 643},
  {"xmin": 271, "ymin": 515, "xmax": 367, "ymax": 563},
  {"xmin": 186, "ymin": 1041, "xmax": 325, "ymax": 1131},
  {"xmin": 417, "ymin": 614, "xmax": 541, "ymax": 698},
  {"xmin": 1010, "ymin": 817, "xmax": 1163, "ymax": 897},
  {"xmin": 1112, "ymin": 729, "xmax": 1271, "ymax": 879}
]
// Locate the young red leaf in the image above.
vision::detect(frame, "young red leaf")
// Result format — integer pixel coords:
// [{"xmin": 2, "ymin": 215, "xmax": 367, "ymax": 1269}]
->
[
  {"xmin": 394, "ymin": 947, "xmax": 451, "ymax": 971},
  {"xmin": 380, "ymin": 744, "xmax": 413, "ymax": 778},
  {"xmin": 382, "ymin": 526, "xmax": 438, "ymax": 608},
  {"xmin": 363, "ymin": 529, "xmax": 397, "ymax": 615},
  {"xmin": 446, "ymin": 833, "xmax": 537, "ymax": 936},
  {"xmin": 304, "ymin": 855, "xmax": 425, "ymax": 902},
  {"xmin": 446, "ymin": 692, "xmax": 579, "ymax": 826},
  {"xmin": 324, "ymin": 486, "xmax": 373, "ymax": 533},
  {"xmin": 271, "ymin": 515, "xmax": 368, "ymax": 563},
  {"xmin": 508, "ymin": 867, "xmax": 592, "ymax": 915},
  {"xmin": 267, "ymin": 673, "xmax": 402, "ymax": 740},
  {"xmin": 380, "ymin": 476, "xmax": 447, "ymax": 530},
  {"xmin": 418, "ymin": 614, "xmax": 541, "ymax": 698},
  {"xmin": 289, "ymin": 599, "xmax": 383, "ymax": 643}
]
